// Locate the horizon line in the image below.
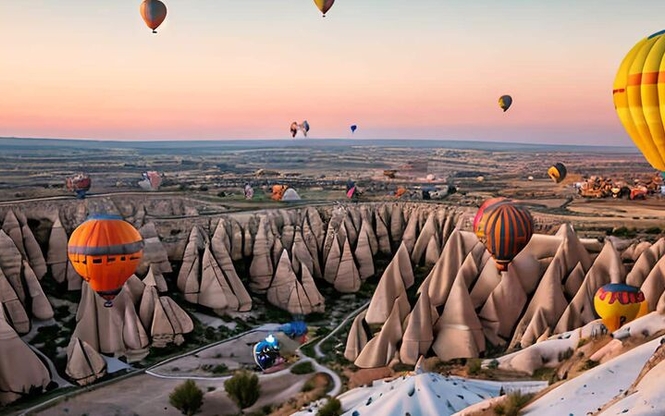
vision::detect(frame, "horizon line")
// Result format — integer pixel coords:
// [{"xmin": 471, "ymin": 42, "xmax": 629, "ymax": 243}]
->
[{"xmin": 0, "ymin": 136, "xmax": 637, "ymax": 150}]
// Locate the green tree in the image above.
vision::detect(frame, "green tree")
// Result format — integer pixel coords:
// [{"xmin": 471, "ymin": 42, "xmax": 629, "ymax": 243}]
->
[
  {"xmin": 224, "ymin": 370, "xmax": 261, "ymax": 409},
  {"xmin": 317, "ymin": 397, "xmax": 342, "ymax": 416},
  {"xmin": 169, "ymin": 379, "xmax": 204, "ymax": 416}
]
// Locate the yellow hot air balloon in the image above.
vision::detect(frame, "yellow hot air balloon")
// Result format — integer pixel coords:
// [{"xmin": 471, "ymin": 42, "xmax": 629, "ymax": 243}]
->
[
  {"xmin": 313, "ymin": 0, "xmax": 335, "ymax": 17},
  {"xmin": 613, "ymin": 29, "xmax": 665, "ymax": 171},
  {"xmin": 498, "ymin": 95, "xmax": 512, "ymax": 112},
  {"xmin": 547, "ymin": 162, "xmax": 567, "ymax": 183},
  {"xmin": 593, "ymin": 283, "xmax": 648, "ymax": 332}
]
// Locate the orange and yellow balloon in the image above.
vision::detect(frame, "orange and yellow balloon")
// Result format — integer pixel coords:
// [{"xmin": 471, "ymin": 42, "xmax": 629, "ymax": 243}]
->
[
  {"xmin": 140, "ymin": 0, "xmax": 167, "ymax": 33},
  {"xmin": 593, "ymin": 283, "xmax": 648, "ymax": 332},
  {"xmin": 68, "ymin": 215, "xmax": 144, "ymax": 307},
  {"xmin": 314, "ymin": 0, "xmax": 335, "ymax": 17},
  {"xmin": 613, "ymin": 29, "xmax": 665, "ymax": 171},
  {"xmin": 482, "ymin": 202, "xmax": 533, "ymax": 272}
]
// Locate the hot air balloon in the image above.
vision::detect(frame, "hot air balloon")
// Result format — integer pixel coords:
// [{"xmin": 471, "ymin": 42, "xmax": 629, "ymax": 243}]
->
[
  {"xmin": 253, "ymin": 334, "xmax": 283, "ymax": 371},
  {"xmin": 271, "ymin": 184, "xmax": 287, "ymax": 201},
  {"xmin": 547, "ymin": 163, "xmax": 567, "ymax": 183},
  {"xmin": 594, "ymin": 283, "xmax": 648, "ymax": 332},
  {"xmin": 313, "ymin": 0, "xmax": 335, "ymax": 17},
  {"xmin": 482, "ymin": 202, "xmax": 533, "ymax": 272},
  {"xmin": 66, "ymin": 173, "xmax": 92, "ymax": 199},
  {"xmin": 473, "ymin": 197, "xmax": 508, "ymax": 240},
  {"xmin": 290, "ymin": 122, "xmax": 299, "ymax": 138},
  {"xmin": 244, "ymin": 183, "xmax": 254, "ymax": 200},
  {"xmin": 613, "ymin": 29, "xmax": 665, "ymax": 171},
  {"xmin": 498, "ymin": 95, "xmax": 513, "ymax": 112},
  {"xmin": 350, "ymin": 125, "xmax": 358, "ymax": 134},
  {"xmin": 140, "ymin": 0, "xmax": 167, "ymax": 34},
  {"xmin": 138, "ymin": 171, "xmax": 162, "ymax": 191},
  {"xmin": 67, "ymin": 215, "xmax": 144, "ymax": 307},
  {"xmin": 301, "ymin": 120, "xmax": 310, "ymax": 137}
]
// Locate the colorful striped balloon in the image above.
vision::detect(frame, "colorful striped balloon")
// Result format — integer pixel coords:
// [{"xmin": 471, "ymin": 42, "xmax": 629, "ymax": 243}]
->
[
  {"xmin": 473, "ymin": 197, "xmax": 508, "ymax": 240},
  {"xmin": 140, "ymin": 0, "xmax": 167, "ymax": 33},
  {"xmin": 482, "ymin": 202, "xmax": 533, "ymax": 272},
  {"xmin": 68, "ymin": 215, "xmax": 144, "ymax": 307},
  {"xmin": 613, "ymin": 29, "xmax": 665, "ymax": 171}
]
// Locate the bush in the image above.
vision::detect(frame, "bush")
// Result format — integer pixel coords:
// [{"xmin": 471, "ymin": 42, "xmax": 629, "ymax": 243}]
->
[
  {"xmin": 169, "ymin": 380, "xmax": 204, "ymax": 416},
  {"xmin": 302, "ymin": 379, "xmax": 316, "ymax": 392},
  {"xmin": 316, "ymin": 397, "xmax": 342, "ymax": 416},
  {"xmin": 211, "ymin": 364, "xmax": 228, "ymax": 374},
  {"xmin": 581, "ymin": 359, "xmax": 600, "ymax": 370},
  {"xmin": 494, "ymin": 391, "xmax": 534, "ymax": 416},
  {"xmin": 558, "ymin": 348, "xmax": 574, "ymax": 362},
  {"xmin": 467, "ymin": 358, "xmax": 482, "ymax": 375},
  {"xmin": 291, "ymin": 361, "xmax": 315, "ymax": 375},
  {"xmin": 224, "ymin": 370, "xmax": 260, "ymax": 409}
]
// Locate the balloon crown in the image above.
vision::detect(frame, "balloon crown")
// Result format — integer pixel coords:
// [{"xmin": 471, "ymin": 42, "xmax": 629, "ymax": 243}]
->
[{"xmin": 648, "ymin": 29, "xmax": 665, "ymax": 39}]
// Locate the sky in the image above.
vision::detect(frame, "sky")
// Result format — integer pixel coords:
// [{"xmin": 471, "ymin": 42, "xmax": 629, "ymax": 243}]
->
[{"xmin": 1, "ymin": 0, "xmax": 665, "ymax": 145}]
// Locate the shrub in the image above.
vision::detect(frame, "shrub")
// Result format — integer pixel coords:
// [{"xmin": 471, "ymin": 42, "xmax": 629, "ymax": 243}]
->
[
  {"xmin": 169, "ymin": 380, "xmax": 204, "ymax": 416},
  {"xmin": 581, "ymin": 359, "xmax": 600, "ymax": 371},
  {"xmin": 316, "ymin": 397, "xmax": 342, "ymax": 416},
  {"xmin": 558, "ymin": 347, "xmax": 574, "ymax": 362},
  {"xmin": 224, "ymin": 370, "xmax": 260, "ymax": 409},
  {"xmin": 494, "ymin": 391, "xmax": 534, "ymax": 416},
  {"xmin": 291, "ymin": 361, "xmax": 315, "ymax": 375},
  {"xmin": 302, "ymin": 379, "xmax": 316, "ymax": 392},
  {"xmin": 211, "ymin": 364, "xmax": 228, "ymax": 374},
  {"xmin": 467, "ymin": 358, "xmax": 482, "ymax": 375}
]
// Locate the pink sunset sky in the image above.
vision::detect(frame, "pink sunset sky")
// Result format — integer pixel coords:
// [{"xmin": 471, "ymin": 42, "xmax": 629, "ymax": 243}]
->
[{"xmin": 1, "ymin": 0, "xmax": 664, "ymax": 145}]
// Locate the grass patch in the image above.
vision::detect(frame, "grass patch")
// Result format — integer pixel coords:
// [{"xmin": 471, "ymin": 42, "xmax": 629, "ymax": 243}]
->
[
  {"xmin": 467, "ymin": 358, "xmax": 482, "ymax": 375},
  {"xmin": 494, "ymin": 391, "xmax": 535, "ymax": 416},
  {"xmin": 316, "ymin": 397, "xmax": 342, "ymax": 416},
  {"xmin": 580, "ymin": 359, "xmax": 600, "ymax": 371},
  {"xmin": 291, "ymin": 361, "xmax": 315, "ymax": 375}
]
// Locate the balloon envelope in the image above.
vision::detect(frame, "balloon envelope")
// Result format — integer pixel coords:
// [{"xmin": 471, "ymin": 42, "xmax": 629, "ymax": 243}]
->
[
  {"xmin": 140, "ymin": 0, "xmax": 167, "ymax": 33},
  {"xmin": 594, "ymin": 283, "xmax": 647, "ymax": 332},
  {"xmin": 473, "ymin": 197, "xmax": 508, "ymax": 240},
  {"xmin": 66, "ymin": 173, "xmax": 91, "ymax": 199},
  {"xmin": 253, "ymin": 334, "xmax": 282, "ymax": 371},
  {"xmin": 67, "ymin": 215, "xmax": 144, "ymax": 306},
  {"xmin": 138, "ymin": 171, "xmax": 162, "ymax": 191},
  {"xmin": 498, "ymin": 95, "xmax": 513, "ymax": 112},
  {"xmin": 350, "ymin": 125, "xmax": 358, "ymax": 133},
  {"xmin": 547, "ymin": 163, "xmax": 567, "ymax": 183},
  {"xmin": 482, "ymin": 202, "xmax": 533, "ymax": 272},
  {"xmin": 313, "ymin": 0, "xmax": 335, "ymax": 16},
  {"xmin": 614, "ymin": 29, "xmax": 665, "ymax": 171}
]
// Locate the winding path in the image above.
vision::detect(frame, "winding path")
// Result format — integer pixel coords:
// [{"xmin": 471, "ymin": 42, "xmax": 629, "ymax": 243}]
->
[{"xmin": 314, "ymin": 300, "xmax": 370, "ymax": 359}]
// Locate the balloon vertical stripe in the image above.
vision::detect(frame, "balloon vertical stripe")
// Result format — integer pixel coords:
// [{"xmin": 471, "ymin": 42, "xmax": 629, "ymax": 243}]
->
[
  {"xmin": 614, "ymin": 30, "xmax": 665, "ymax": 170},
  {"xmin": 483, "ymin": 202, "xmax": 533, "ymax": 272}
]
